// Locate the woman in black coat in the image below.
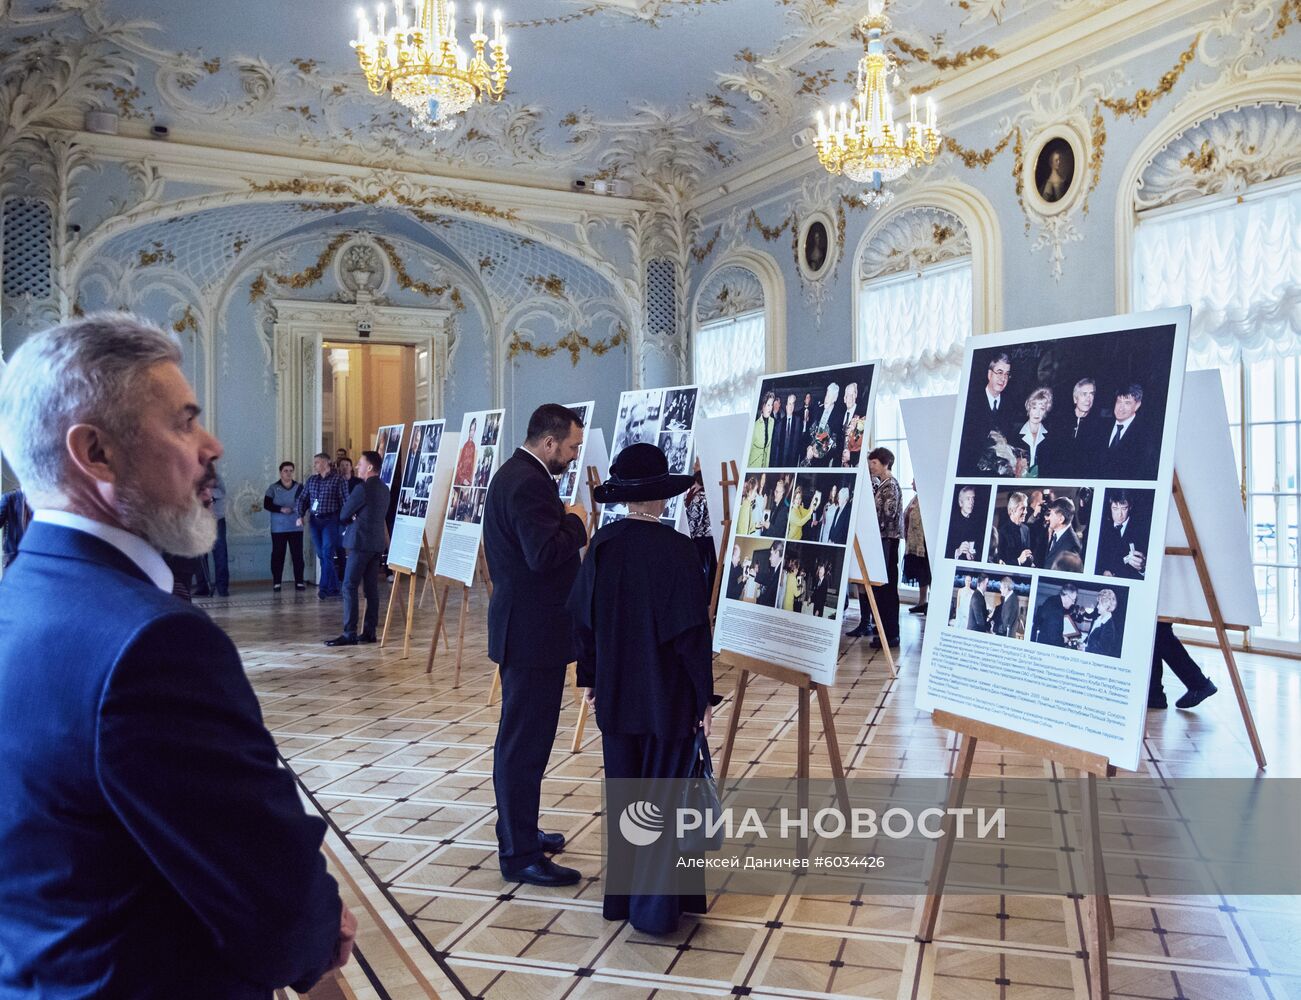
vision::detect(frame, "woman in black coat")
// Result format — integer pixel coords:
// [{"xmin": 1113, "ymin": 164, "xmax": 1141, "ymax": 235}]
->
[{"xmin": 568, "ymin": 444, "xmax": 717, "ymax": 936}]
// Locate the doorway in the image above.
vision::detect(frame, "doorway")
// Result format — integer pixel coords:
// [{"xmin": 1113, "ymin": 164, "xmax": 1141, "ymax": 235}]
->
[{"xmin": 322, "ymin": 342, "xmax": 418, "ymax": 459}]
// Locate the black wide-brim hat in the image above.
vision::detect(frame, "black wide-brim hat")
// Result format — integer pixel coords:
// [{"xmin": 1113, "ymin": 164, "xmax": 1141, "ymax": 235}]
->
[{"xmin": 594, "ymin": 442, "xmax": 695, "ymax": 504}]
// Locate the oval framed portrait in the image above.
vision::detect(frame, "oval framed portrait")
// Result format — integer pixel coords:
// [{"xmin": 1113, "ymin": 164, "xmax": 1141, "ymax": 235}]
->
[
  {"xmin": 797, "ymin": 212, "xmax": 836, "ymax": 282},
  {"xmin": 1027, "ymin": 128, "xmax": 1085, "ymax": 214}
]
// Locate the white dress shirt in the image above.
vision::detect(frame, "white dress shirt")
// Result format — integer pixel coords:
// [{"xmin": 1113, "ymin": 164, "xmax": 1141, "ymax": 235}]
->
[{"xmin": 32, "ymin": 509, "xmax": 173, "ymax": 593}]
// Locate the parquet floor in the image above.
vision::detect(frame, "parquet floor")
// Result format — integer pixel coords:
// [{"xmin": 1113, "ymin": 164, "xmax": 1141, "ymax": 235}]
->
[{"xmin": 198, "ymin": 583, "xmax": 1301, "ymax": 1000}]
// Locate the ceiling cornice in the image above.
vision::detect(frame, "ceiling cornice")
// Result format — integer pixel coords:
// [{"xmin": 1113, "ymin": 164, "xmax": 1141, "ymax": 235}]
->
[
  {"xmin": 42, "ymin": 126, "xmax": 653, "ymax": 224},
  {"xmin": 689, "ymin": 0, "xmax": 1221, "ymax": 217}
]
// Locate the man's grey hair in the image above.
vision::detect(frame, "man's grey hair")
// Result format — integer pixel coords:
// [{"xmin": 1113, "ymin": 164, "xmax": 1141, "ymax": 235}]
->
[{"xmin": 0, "ymin": 312, "xmax": 182, "ymax": 502}]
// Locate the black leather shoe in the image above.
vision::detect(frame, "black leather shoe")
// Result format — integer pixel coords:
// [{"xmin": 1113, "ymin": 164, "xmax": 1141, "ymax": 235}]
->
[
  {"xmin": 870, "ymin": 636, "xmax": 899, "ymax": 650},
  {"xmin": 357, "ymin": 633, "xmax": 377, "ymax": 644},
  {"xmin": 1175, "ymin": 681, "xmax": 1217, "ymax": 710},
  {"xmin": 846, "ymin": 625, "xmax": 869, "ymax": 638},
  {"xmin": 909, "ymin": 603, "xmax": 928, "ymax": 615},
  {"xmin": 325, "ymin": 634, "xmax": 358, "ymax": 647},
  {"xmin": 1147, "ymin": 698, "xmax": 1168, "ymax": 710},
  {"xmin": 538, "ymin": 831, "xmax": 565, "ymax": 853},
  {"xmin": 504, "ymin": 858, "xmax": 581, "ymax": 887}
]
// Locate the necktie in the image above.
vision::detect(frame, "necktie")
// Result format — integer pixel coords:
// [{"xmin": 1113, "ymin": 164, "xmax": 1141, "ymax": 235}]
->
[
  {"xmin": 1110, "ymin": 424, "xmax": 1124, "ymax": 447},
  {"xmin": 993, "ymin": 398, "xmax": 999, "ymax": 412}
]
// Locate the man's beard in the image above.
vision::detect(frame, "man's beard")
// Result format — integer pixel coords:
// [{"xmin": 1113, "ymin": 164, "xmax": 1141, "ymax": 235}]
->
[{"xmin": 117, "ymin": 469, "xmax": 218, "ymax": 557}]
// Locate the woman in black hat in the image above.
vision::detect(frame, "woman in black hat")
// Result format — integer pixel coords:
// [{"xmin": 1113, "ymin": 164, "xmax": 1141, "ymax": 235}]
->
[{"xmin": 567, "ymin": 443, "xmax": 717, "ymax": 935}]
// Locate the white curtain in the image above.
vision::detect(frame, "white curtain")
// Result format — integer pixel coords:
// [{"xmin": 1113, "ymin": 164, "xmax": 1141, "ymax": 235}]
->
[
  {"xmin": 694, "ymin": 310, "xmax": 766, "ymax": 417},
  {"xmin": 857, "ymin": 259, "xmax": 972, "ymax": 399},
  {"xmin": 1134, "ymin": 183, "xmax": 1301, "ymax": 366}
]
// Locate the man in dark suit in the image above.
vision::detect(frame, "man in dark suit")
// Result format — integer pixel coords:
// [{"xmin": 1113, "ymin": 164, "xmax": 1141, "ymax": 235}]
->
[
  {"xmin": 483, "ymin": 403, "xmax": 589, "ymax": 888},
  {"xmin": 1042, "ymin": 377, "xmax": 1106, "ymax": 477},
  {"xmin": 0, "ymin": 314, "xmax": 351, "ymax": 997},
  {"xmin": 1100, "ymin": 383, "xmax": 1160, "ymax": 479},
  {"xmin": 1043, "ymin": 496, "xmax": 1082, "ymax": 570},
  {"xmin": 754, "ymin": 541, "xmax": 784, "ymax": 607},
  {"xmin": 994, "ymin": 491, "xmax": 1035, "ymax": 567},
  {"xmin": 966, "ymin": 575, "xmax": 991, "ymax": 632},
  {"xmin": 1031, "ymin": 582, "xmax": 1078, "ymax": 647},
  {"xmin": 827, "ymin": 485, "xmax": 854, "ymax": 544},
  {"xmin": 993, "ymin": 576, "xmax": 1021, "ymax": 637},
  {"xmin": 326, "ymin": 449, "xmax": 391, "ymax": 646},
  {"xmin": 1096, "ymin": 490, "xmax": 1149, "ymax": 579},
  {"xmin": 770, "ymin": 392, "xmax": 806, "ymax": 468},
  {"xmin": 959, "ymin": 352, "xmax": 1013, "ymax": 475}
]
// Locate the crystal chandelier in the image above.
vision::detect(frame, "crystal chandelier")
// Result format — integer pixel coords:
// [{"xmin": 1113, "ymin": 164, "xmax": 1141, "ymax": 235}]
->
[
  {"xmin": 813, "ymin": 0, "xmax": 941, "ymax": 185},
  {"xmin": 351, "ymin": 1, "xmax": 511, "ymax": 133}
]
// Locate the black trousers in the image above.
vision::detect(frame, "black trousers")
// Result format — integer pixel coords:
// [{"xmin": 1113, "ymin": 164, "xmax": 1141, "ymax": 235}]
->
[
  {"xmin": 602, "ymin": 731, "xmax": 707, "ymax": 934},
  {"xmin": 270, "ymin": 531, "xmax": 305, "ymax": 585},
  {"xmin": 863, "ymin": 536, "xmax": 901, "ymax": 641},
  {"xmin": 342, "ymin": 549, "xmax": 383, "ymax": 638},
  {"xmin": 494, "ymin": 654, "xmax": 567, "ymax": 874},
  {"xmin": 1149, "ymin": 622, "xmax": 1210, "ymax": 700}
]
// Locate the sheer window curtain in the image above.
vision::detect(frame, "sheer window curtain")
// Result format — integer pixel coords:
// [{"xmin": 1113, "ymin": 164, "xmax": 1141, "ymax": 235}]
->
[
  {"xmin": 694, "ymin": 310, "xmax": 766, "ymax": 418},
  {"xmin": 1134, "ymin": 183, "xmax": 1301, "ymax": 366}
]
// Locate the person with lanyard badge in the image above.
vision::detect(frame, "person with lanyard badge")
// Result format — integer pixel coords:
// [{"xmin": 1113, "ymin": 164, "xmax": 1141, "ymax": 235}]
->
[{"xmin": 264, "ymin": 461, "xmax": 306, "ymax": 591}]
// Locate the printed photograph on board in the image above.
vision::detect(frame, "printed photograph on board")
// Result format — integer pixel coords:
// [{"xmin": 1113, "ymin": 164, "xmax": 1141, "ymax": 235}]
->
[
  {"xmin": 944, "ymin": 484, "xmax": 992, "ymax": 561},
  {"xmin": 946, "ymin": 569, "xmax": 1032, "ymax": 639},
  {"xmin": 725, "ymin": 536, "xmax": 787, "ymax": 607},
  {"xmin": 1094, "ymin": 488, "xmax": 1154, "ymax": 580},
  {"xmin": 1028, "ymin": 576, "xmax": 1129, "ymax": 658},
  {"xmin": 749, "ymin": 365, "xmax": 873, "ymax": 469},
  {"xmin": 602, "ymin": 385, "xmax": 700, "ymax": 530},
  {"xmin": 955, "ymin": 325, "xmax": 1177, "ymax": 480},
  {"xmin": 555, "ymin": 402, "xmax": 594, "ymax": 503},
  {"xmin": 785, "ymin": 471, "xmax": 857, "ymax": 544},
  {"xmin": 435, "ymin": 408, "xmax": 506, "ymax": 588},
  {"xmin": 984, "ymin": 484, "xmax": 1094, "ymax": 573}
]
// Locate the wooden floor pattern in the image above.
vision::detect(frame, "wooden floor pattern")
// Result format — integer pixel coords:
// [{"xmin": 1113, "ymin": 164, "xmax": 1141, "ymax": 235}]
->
[{"xmin": 197, "ymin": 583, "xmax": 1301, "ymax": 1000}]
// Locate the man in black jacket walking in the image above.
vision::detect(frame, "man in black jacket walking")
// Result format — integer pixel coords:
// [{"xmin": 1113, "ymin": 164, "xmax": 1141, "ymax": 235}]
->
[
  {"xmin": 483, "ymin": 404, "xmax": 588, "ymax": 887},
  {"xmin": 326, "ymin": 450, "xmax": 390, "ymax": 646}
]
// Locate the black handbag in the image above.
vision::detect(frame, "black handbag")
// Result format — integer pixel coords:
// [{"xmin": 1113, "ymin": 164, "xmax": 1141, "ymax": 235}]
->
[{"xmin": 677, "ymin": 729, "xmax": 724, "ymax": 853}]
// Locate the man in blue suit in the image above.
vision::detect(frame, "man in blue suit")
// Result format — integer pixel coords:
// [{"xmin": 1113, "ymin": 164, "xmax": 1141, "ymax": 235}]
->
[{"xmin": 0, "ymin": 314, "xmax": 354, "ymax": 997}]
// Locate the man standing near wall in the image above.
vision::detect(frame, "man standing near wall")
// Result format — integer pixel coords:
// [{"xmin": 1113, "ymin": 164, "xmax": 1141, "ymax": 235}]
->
[
  {"xmin": 326, "ymin": 450, "xmax": 390, "ymax": 647},
  {"xmin": 297, "ymin": 452, "xmax": 347, "ymax": 599},
  {"xmin": 483, "ymin": 404, "xmax": 588, "ymax": 888}
]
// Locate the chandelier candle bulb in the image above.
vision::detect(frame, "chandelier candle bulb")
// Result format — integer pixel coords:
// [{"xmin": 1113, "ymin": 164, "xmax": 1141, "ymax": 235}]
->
[
  {"xmin": 475, "ymin": 3, "xmax": 484, "ymax": 33},
  {"xmin": 494, "ymin": 9, "xmax": 502, "ymax": 42}
]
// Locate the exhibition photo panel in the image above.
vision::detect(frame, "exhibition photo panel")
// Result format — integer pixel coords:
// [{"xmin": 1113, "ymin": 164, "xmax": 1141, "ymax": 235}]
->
[
  {"xmin": 556, "ymin": 400, "xmax": 595, "ymax": 504},
  {"xmin": 715, "ymin": 360, "xmax": 878, "ymax": 684},
  {"xmin": 603, "ymin": 384, "xmax": 700, "ymax": 529},
  {"xmin": 388, "ymin": 418, "xmax": 447, "ymax": 572},
  {"xmin": 434, "ymin": 408, "xmax": 505, "ymax": 587},
  {"xmin": 917, "ymin": 308, "xmax": 1189, "ymax": 771},
  {"xmin": 375, "ymin": 423, "xmax": 405, "ymax": 489}
]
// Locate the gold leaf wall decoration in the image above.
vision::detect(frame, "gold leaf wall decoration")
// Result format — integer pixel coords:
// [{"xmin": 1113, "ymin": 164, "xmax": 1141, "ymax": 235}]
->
[
  {"xmin": 1099, "ymin": 37, "xmax": 1199, "ymax": 119},
  {"xmin": 372, "ymin": 235, "xmax": 449, "ymax": 297},
  {"xmin": 507, "ymin": 326, "xmax": 627, "ymax": 366}
]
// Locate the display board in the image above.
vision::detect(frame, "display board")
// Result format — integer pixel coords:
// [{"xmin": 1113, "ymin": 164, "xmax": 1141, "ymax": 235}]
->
[
  {"xmin": 713, "ymin": 361, "xmax": 879, "ymax": 683},
  {"xmin": 578, "ymin": 428, "xmax": 610, "ymax": 517},
  {"xmin": 900, "ymin": 394, "xmax": 957, "ymax": 555},
  {"xmin": 695, "ymin": 412, "xmax": 750, "ymax": 544},
  {"xmin": 557, "ymin": 400, "xmax": 596, "ymax": 504},
  {"xmin": 387, "ymin": 419, "xmax": 447, "ymax": 572},
  {"xmin": 915, "ymin": 307, "xmax": 1190, "ymax": 771},
  {"xmin": 374, "ymin": 424, "xmax": 406, "ymax": 489},
  {"xmin": 601, "ymin": 384, "xmax": 700, "ymax": 530},
  {"xmin": 1157, "ymin": 370, "xmax": 1260, "ymax": 627},
  {"xmin": 433, "ymin": 409, "xmax": 505, "ymax": 586}
]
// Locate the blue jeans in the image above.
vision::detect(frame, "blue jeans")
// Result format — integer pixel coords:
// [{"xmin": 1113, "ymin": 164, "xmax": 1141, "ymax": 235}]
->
[{"xmin": 309, "ymin": 516, "xmax": 341, "ymax": 595}]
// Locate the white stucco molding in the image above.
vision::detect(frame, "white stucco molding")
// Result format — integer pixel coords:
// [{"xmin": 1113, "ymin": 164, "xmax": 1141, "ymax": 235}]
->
[
  {"xmin": 1114, "ymin": 70, "xmax": 1301, "ymax": 313},
  {"xmin": 850, "ymin": 181, "xmax": 1003, "ymax": 351},
  {"xmin": 690, "ymin": 247, "xmax": 788, "ymax": 375}
]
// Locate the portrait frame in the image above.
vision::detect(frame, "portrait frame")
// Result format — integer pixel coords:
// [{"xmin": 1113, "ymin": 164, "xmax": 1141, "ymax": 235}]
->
[
  {"xmin": 1025, "ymin": 126, "xmax": 1086, "ymax": 216},
  {"xmin": 797, "ymin": 211, "xmax": 836, "ymax": 282}
]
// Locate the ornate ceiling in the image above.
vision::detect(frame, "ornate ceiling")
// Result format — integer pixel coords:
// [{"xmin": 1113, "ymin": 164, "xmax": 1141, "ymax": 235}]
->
[{"xmin": 2, "ymin": 0, "xmax": 1111, "ymax": 197}]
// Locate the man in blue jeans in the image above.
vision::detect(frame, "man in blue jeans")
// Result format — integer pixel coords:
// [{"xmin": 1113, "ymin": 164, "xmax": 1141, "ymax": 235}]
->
[{"xmin": 297, "ymin": 453, "xmax": 347, "ymax": 599}]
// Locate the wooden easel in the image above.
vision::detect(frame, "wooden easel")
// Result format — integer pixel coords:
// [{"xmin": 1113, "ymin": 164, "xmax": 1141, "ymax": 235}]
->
[
  {"xmin": 917, "ymin": 710, "xmax": 1116, "ymax": 999},
  {"xmin": 425, "ymin": 547, "xmax": 492, "ymax": 687},
  {"xmin": 846, "ymin": 538, "xmax": 898, "ymax": 678},
  {"xmin": 379, "ymin": 535, "xmax": 448, "ymax": 659},
  {"xmin": 707, "ymin": 459, "xmax": 741, "ymax": 625},
  {"xmin": 1160, "ymin": 473, "xmax": 1266, "ymax": 768},
  {"xmin": 715, "ymin": 651, "xmax": 852, "ymax": 849}
]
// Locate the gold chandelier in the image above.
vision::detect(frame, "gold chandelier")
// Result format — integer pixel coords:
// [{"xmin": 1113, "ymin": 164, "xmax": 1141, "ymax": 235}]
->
[
  {"xmin": 351, "ymin": 1, "xmax": 511, "ymax": 133},
  {"xmin": 814, "ymin": 0, "xmax": 941, "ymax": 185}
]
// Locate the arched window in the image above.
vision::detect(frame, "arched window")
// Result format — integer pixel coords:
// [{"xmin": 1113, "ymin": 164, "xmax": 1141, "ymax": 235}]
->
[
  {"xmin": 1130, "ymin": 100, "xmax": 1301, "ymax": 648},
  {"xmin": 692, "ymin": 265, "xmax": 768, "ymax": 418},
  {"xmin": 856, "ymin": 206, "xmax": 974, "ymax": 499}
]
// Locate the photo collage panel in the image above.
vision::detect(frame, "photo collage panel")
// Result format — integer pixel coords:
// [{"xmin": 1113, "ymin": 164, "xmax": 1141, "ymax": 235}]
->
[
  {"xmin": 446, "ymin": 411, "xmax": 502, "ymax": 526},
  {"xmin": 938, "ymin": 319, "xmax": 1177, "ymax": 659},
  {"xmin": 375, "ymin": 424, "xmax": 405, "ymax": 489},
  {"xmin": 556, "ymin": 401, "xmax": 594, "ymax": 503},
  {"xmin": 396, "ymin": 420, "xmax": 445, "ymax": 522},
  {"xmin": 603, "ymin": 385, "xmax": 699, "ymax": 528}
]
